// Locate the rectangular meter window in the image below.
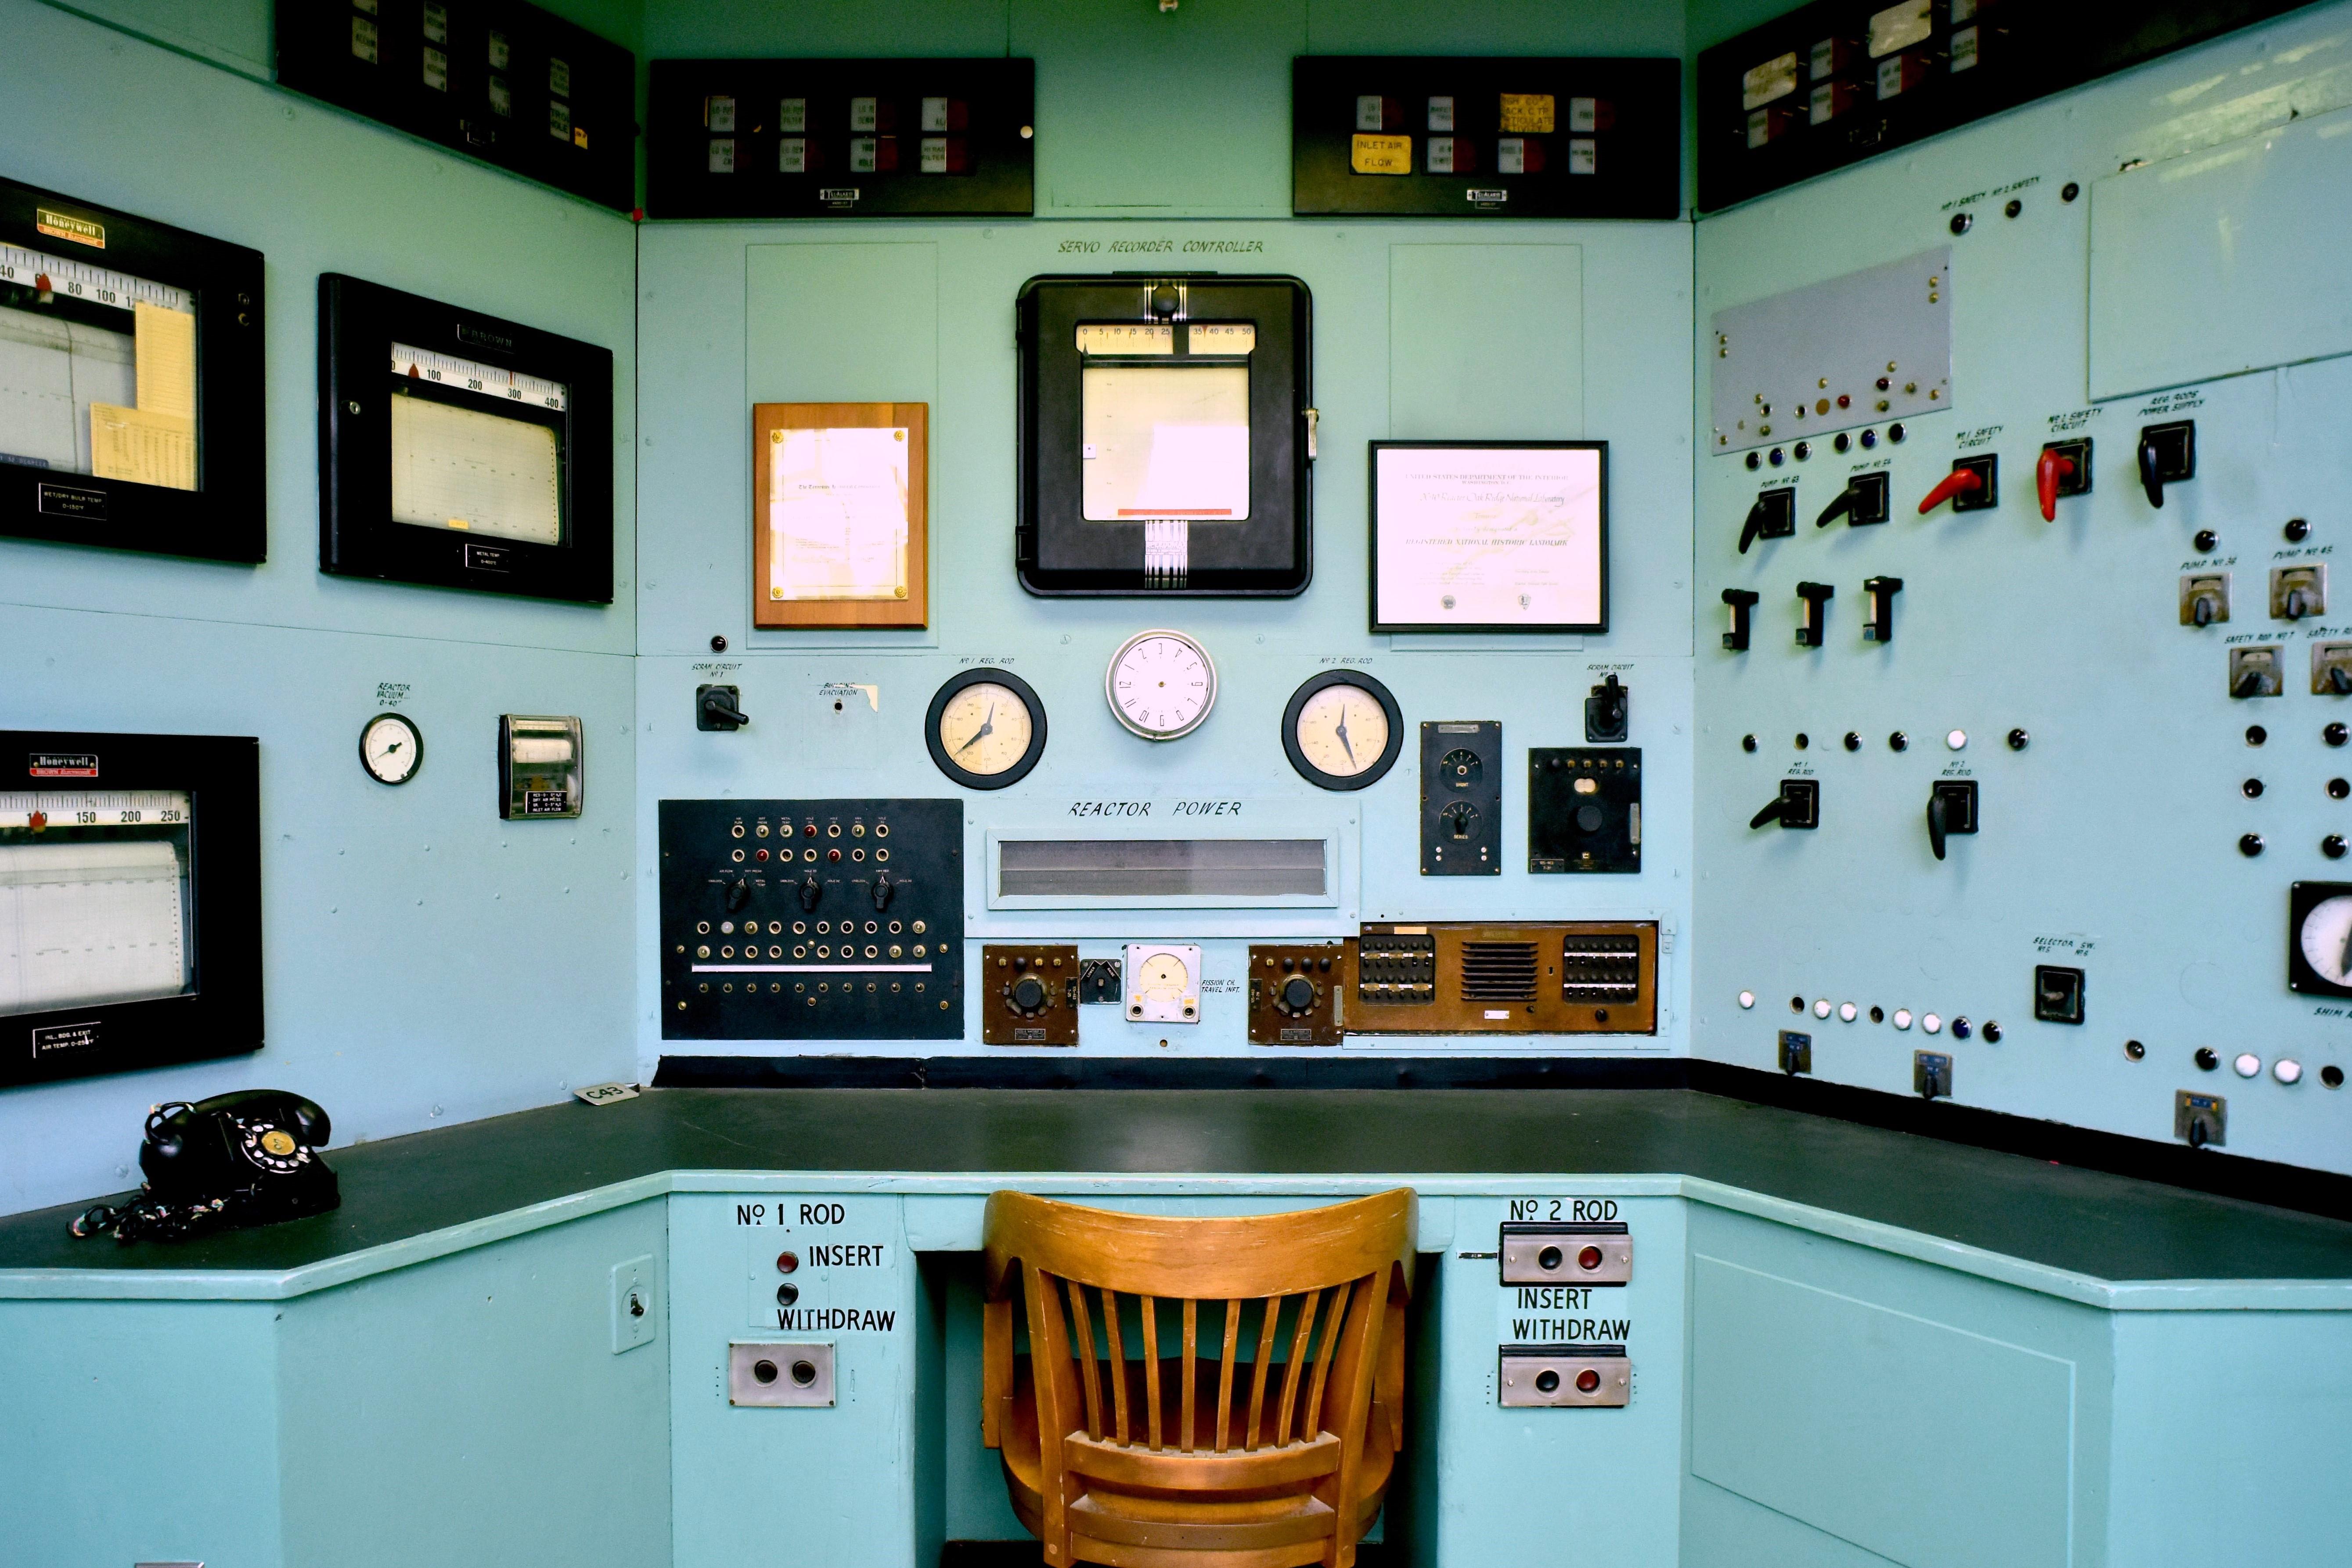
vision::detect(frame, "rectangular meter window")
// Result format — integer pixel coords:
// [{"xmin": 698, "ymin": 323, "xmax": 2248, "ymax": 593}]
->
[
  {"xmin": 0, "ymin": 177, "xmax": 263, "ymax": 562},
  {"xmin": 1019, "ymin": 277, "xmax": 1310, "ymax": 596},
  {"xmin": 0, "ymin": 732, "xmax": 261, "ymax": 1089},
  {"xmin": 319, "ymin": 274, "xmax": 612, "ymax": 602}
]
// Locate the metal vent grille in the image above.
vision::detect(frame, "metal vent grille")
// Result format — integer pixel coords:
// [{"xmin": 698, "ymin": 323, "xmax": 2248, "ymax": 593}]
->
[{"xmin": 1459, "ymin": 941, "xmax": 1539, "ymax": 1002}]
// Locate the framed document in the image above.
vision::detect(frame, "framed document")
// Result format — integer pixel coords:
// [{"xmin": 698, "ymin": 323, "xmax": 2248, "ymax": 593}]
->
[
  {"xmin": 753, "ymin": 401, "xmax": 928, "ymax": 628},
  {"xmin": 1369, "ymin": 440, "xmax": 1606, "ymax": 633}
]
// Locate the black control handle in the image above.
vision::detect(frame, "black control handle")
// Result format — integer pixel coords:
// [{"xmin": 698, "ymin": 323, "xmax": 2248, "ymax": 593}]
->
[
  {"xmin": 725, "ymin": 878, "xmax": 751, "ymax": 912},
  {"xmin": 871, "ymin": 869, "xmax": 897, "ymax": 911},
  {"xmin": 1739, "ymin": 497, "xmax": 1771, "ymax": 554},
  {"xmin": 698, "ymin": 685, "xmax": 750, "ymax": 732},
  {"xmin": 797, "ymin": 872, "xmax": 823, "ymax": 911},
  {"xmin": 1749, "ymin": 795, "xmax": 1788, "ymax": 830},
  {"xmin": 1815, "ymin": 484, "xmax": 1856, "ymax": 529},
  {"xmin": 1722, "ymin": 588, "xmax": 1759, "ymax": 652},
  {"xmin": 2138, "ymin": 431, "xmax": 2165, "ymax": 508},
  {"xmin": 1927, "ymin": 788, "xmax": 1949, "ymax": 861}
]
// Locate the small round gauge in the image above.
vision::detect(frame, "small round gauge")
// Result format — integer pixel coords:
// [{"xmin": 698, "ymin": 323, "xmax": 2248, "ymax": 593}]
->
[
  {"xmin": 359, "ymin": 712, "xmax": 424, "ymax": 786},
  {"xmin": 1282, "ymin": 670, "xmax": 1403, "ymax": 790},
  {"xmin": 925, "ymin": 670, "xmax": 1047, "ymax": 790},
  {"xmin": 2297, "ymin": 891, "xmax": 2352, "ymax": 989},
  {"xmin": 1106, "ymin": 629, "xmax": 1217, "ymax": 741}
]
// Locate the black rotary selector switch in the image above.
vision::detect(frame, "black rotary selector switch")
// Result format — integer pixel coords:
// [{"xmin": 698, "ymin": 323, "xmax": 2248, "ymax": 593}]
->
[
  {"xmin": 798, "ymin": 872, "xmax": 824, "ymax": 910},
  {"xmin": 1927, "ymin": 780, "xmax": 1978, "ymax": 861},
  {"xmin": 2136, "ymin": 421, "xmax": 2196, "ymax": 508},
  {"xmin": 1281, "ymin": 976, "xmax": 1316, "ymax": 1013},
  {"xmin": 1010, "ymin": 975, "xmax": 1048, "ymax": 1013},
  {"xmin": 871, "ymin": 869, "xmax": 897, "ymax": 911},
  {"xmin": 697, "ymin": 684, "xmax": 750, "ymax": 732}
]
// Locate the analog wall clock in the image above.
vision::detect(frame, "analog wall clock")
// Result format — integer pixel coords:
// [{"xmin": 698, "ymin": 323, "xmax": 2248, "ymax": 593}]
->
[
  {"xmin": 926, "ymin": 670, "xmax": 1047, "ymax": 789},
  {"xmin": 1106, "ymin": 629, "xmax": 1217, "ymax": 740},
  {"xmin": 1282, "ymin": 670, "xmax": 1402, "ymax": 790}
]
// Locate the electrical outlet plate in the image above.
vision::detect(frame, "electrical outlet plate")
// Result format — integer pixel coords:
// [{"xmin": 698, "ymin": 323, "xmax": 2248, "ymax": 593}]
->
[
  {"xmin": 611, "ymin": 1254, "xmax": 657, "ymax": 1353},
  {"xmin": 1123, "ymin": 943, "xmax": 1201, "ymax": 1024},
  {"xmin": 1421, "ymin": 721, "xmax": 1502, "ymax": 876}
]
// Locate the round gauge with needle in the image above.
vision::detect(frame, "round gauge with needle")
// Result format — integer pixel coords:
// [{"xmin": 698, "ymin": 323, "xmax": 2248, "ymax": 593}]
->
[
  {"xmin": 925, "ymin": 670, "xmax": 1048, "ymax": 790},
  {"xmin": 1106, "ymin": 629, "xmax": 1217, "ymax": 741},
  {"xmin": 1281, "ymin": 670, "xmax": 1403, "ymax": 790},
  {"xmin": 358, "ymin": 712, "xmax": 424, "ymax": 785},
  {"xmin": 2293, "ymin": 886, "xmax": 2352, "ymax": 994}
]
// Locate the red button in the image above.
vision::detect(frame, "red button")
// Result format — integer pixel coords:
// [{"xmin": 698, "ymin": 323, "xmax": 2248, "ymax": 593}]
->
[
  {"xmin": 1578, "ymin": 1245, "xmax": 1604, "ymax": 1271},
  {"xmin": 776, "ymin": 1250, "xmax": 799, "ymax": 1274},
  {"xmin": 1575, "ymin": 1368, "xmax": 1601, "ymax": 1393}
]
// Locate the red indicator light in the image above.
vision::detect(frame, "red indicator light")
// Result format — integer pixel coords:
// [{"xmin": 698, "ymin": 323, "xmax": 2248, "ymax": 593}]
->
[
  {"xmin": 1578, "ymin": 1245, "xmax": 1604, "ymax": 1271},
  {"xmin": 1575, "ymin": 1369, "xmax": 1601, "ymax": 1393},
  {"xmin": 776, "ymin": 1250, "xmax": 799, "ymax": 1274},
  {"xmin": 755, "ymin": 848, "xmax": 769, "ymax": 861}
]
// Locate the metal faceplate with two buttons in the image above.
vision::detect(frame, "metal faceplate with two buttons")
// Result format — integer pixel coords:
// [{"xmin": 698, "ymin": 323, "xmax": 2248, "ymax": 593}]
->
[
  {"xmin": 1498, "ymin": 1221, "xmax": 1632, "ymax": 1285},
  {"xmin": 1498, "ymin": 1344, "xmax": 1631, "ymax": 1407},
  {"xmin": 728, "ymin": 1341, "xmax": 836, "ymax": 1406}
]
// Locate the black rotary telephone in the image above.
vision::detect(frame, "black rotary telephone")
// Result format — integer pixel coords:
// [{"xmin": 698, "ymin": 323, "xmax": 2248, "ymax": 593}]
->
[{"xmin": 73, "ymin": 1091, "xmax": 340, "ymax": 1244}]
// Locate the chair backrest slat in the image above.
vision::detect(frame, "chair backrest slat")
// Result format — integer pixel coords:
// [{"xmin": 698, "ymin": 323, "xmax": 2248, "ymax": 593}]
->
[
  {"xmin": 1099, "ymin": 1286, "xmax": 1131, "ymax": 1446},
  {"xmin": 1275, "ymin": 1287, "xmax": 1322, "ymax": 1445},
  {"xmin": 1180, "ymin": 1298, "xmax": 1199, "ymax": 1452},
  {"xmin": 1214, "ymin": 1297, "xmax": 1240, "ymax": 1453},
  {"xmin": 1302, "ymin": 1277, "xmax": 1348, "ymax": 1441},
  {"xmin": 1064, "ymin": 1275, "xmax": 1103, "ymax": 1441},
  {"xmin": 1140, "ymin": 1294, "xmax": 1163, "ymax": 1451},
  {"xmin": 1244, "ymin": 1294, "xmax": 1282, "ymax": 1451}
]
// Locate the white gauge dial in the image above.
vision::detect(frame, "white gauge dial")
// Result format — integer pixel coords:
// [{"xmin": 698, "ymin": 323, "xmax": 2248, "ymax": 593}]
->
[
  {"xmin": 2300, "ymin": 894, "xmax": 2352, "ymax": 987},
  {"xmin": 359, "ymin": 713, "xmax": 423, "ymax": 786},
  {"xmin": 936, "ymin": 682, "xmax": 1035, "ymax": 778},
  {"xmin": 1294, "ymin": 684, "xmax": 1389, "ymax": 779},
  {"xmin": 1106, "ymin": 629, "xmax": 1217, "ymax": 740}
]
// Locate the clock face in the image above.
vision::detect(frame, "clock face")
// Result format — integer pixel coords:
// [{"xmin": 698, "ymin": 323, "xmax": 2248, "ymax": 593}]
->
[
  {"xmin": 359, "ymin": 713, "xmax": 423, "ymax": 786},
  {"xmin": 936, "ymin": 682, "xmax": 1035, "ymax": 778},
  {"xmin": 924, "ymin": 670, "xmax": 1047, "ymax": 789},
  {"xmin": 1107, "ymin": 630, "xmax": 1217, "ymax": 740},
  {"xmin": 1282, "ymin": 672, "xmax": 1402, "ymax": 790}
]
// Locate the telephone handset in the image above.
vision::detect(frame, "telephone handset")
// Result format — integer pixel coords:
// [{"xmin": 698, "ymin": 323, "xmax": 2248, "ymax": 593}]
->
[{"xmin": 73, "ymin": 1090, "xmax": 341, "ymax": 1243}]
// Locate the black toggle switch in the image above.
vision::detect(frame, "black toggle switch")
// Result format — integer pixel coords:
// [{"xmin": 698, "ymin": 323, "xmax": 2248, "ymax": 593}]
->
[
  {"xmin": 1815, "ymin": 472, "xmax": 1891, "ymax": 529},
  {"xmin": 1749, "ymin": 778, "xmax": 1819, "ymax": 830},
  {"xmin": 797, "ymin": 872, "xmax": 823, "ymax": 911},
  {"xmin": 1862, "ymin": 576, "xmax": 1903, "ymax": 644},
  {"xmin": 697, "ymin": 684, "xmax": 750, "ymax": 732},
  {"xmin": 1722, "ymin": 588, "xmax": 1760, "ymax": 652},
  {"xmin": 1927, "ymin": 779, "xmax": 1979, "ymax": 861},
  {"xmin": 1740, "ymin": 487, "xmax": 1797, "ymax": 553},
  {"xmin": 2136, "ymin": 420, "xmax": 2195, "ymax": 508},
  {"xmin": 870, "ymin": 869, "xmax": 897, "ymax": 911},
  {"xmin": 1584, "ymin": 674, "xmax": 1629, "ymax": 743},
  {"xmin": 725, "ymin": 878, "xmax": 751, "ymax": 912},
  {"xmin": 1795, "ymin": 582, "xmax": 1834, "ymax": 647}
]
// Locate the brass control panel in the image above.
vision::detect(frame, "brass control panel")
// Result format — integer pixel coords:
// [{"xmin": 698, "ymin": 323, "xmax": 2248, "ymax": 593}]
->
[
  {"xmin": 1349, "ymin": 922, "xmax": 1657, "ymax": 1035},
  {"xmin": 981, "ymin": 944, "xmax": 1079, "ymax": 1045},
  {"xmin": 1246, "ymin": 943, "xmax": 1351, "ymax": 1045}
]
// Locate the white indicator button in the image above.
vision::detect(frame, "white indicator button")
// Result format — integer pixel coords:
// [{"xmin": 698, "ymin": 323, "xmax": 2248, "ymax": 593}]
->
[
  {"xmin": 1813, "ymin": 998, "xmax": 1831, "ymax": 1018},
  {"xmin": 2275, "ymin": 1058, "xmax": 2304, "ymax": 1085},
  {"xmin": 1739, "ymin": 990, "xmax": 1756, "ymax": 1009},
  {"xmin": 1945, "ymin": 729, "xmax": 1968, "ymax": 750},
  {"xmin": 1922, "ymin": 1013, "xmax": 1943, "ymax": 1034},
  {"xmin": 1839, "ymin": 1002, "xmax": 1857, "ymax": 1022},
  {"xmin": 1893, "ymin": 1009, "xmax": 1913, "ymax": 1030},
  {"xmin": 2234, "ymin": 1052, "xmax": 2262, "ymax": 1078}
]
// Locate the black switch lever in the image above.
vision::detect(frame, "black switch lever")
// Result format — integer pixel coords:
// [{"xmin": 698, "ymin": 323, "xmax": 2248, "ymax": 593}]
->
[
  {"xmin": 725, "ymin": 878, "xmax": 752, "ymax": 912},
  {"xmin": 697, "ymin": 684, "xmax": 749, "ymax": 732},
  {"xmin": 1584, "ymin": 673, "xmax": 1629, "ymax": 742},
  {"xmin": 1814, "ymin": 472, "xmax": 1890, "ymax": 529},
  {"xmin": 2137, "ymin": 420, "xmax": 2196, "ymax": 508},
  {"xmin": 797, "ymin": 872, "xmax": 823, "ymax": 911},
  {"xmin": 1795, "ymin": 582, "xmax": 1834, "ymax": 648},
  {"xmin": 1740, "ymin": 487, "xmax": 1795, "ymax": 553},
  {"xmin": 1749, "ymin": 778, "xmax": 1819, "ymax": 830},
  {"xmin": 1722, "ymin": 588, "xmax": 1760, "ymax": 652},
  {"xmin": 1862, "ymin": 576, "xmax": 1903, "ymax": 644},
  {"xmin": 1927, "ymin": 779, "xmax": 1979, "ymax": 861},
  {"xmin": 871, "ymin": 869, "xmax": 897, "ymax": 911}
]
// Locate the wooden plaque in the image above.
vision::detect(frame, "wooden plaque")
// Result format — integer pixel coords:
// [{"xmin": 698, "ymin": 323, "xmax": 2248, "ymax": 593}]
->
[{"xmin": 753, "ymin": 402, "xmax": 928, "ymax": 628}]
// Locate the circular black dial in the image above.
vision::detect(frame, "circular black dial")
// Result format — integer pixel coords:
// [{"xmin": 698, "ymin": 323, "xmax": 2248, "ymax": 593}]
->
[
  {"xmin": 1440, "ymin": 748, "xmax": 1482, "ymax": 788},
  {"xmin": 924, "ymin": 670, "xmax": 1048, "ymax": 791},
  {"xmin": 1280, "ymin": 670, "xmax": 1404, "ymax": 791}
]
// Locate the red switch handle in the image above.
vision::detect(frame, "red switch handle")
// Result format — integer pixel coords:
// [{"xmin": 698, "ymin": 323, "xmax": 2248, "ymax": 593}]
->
[
  {"xmin": 2036, "ymin": 449, "xmax": 2077, "ymax": 522},
  {"xmin": 1916, "ymin": 468, "xmax": 1985, "ymax": 515}
]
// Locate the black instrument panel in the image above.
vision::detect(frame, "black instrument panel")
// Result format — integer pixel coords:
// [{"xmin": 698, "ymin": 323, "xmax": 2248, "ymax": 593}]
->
[{"xmin": 659, "ymin": 798, "xmax": 965, "ymax": 1041}]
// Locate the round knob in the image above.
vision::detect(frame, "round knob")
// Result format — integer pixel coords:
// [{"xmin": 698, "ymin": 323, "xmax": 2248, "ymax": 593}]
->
[
  {"xmin": 1011, "ymin": 976, "xmax": 1047, "ymax": 1013},
  {"xmin": 1281, "ymin": 977, "xmax": 1316, "ymax": 1012},
  {"xmin": 753, "ymin": 1359, "xmax": 779, "ymax": 1384},
  {"xmin": 2240, "ymin": 833, "xmax": 2265, "ymax": 858},
  {"xmin": 1576, "ymin": 1368, "xmax": 1602, "ymax": 1394},
  {"xmin": 1534, "ymin": 1369, "xmax": 1560, "ymax": 1393},
  {"xmin": 2330, "ymin": 722, "xmax": 2350, "ymax": 747},
  {"xmin": 1537, "ymin": 1245, "xmax": 1563, "ymax": 1271},
  {"xmin": 1578, "ymin": 1245, "xmax": 1603, "ymax": 1271},
  {"xmin": 1983, "ymin": 1020, "xmax": 2003, "ymax": 1043},
  {"xmin": 2194, "ymin": 1047, "xmax": 2219, "ymax": 1071},
  {"xmin": 2327, "ymin": 836, "xmax": 2348, "ymax": 860},
  {"xmin": 1576, "ymin": 804, "xmax": 1605, "ymax": 832},
  {"xmin": 1150, "ymin": 284, "xmax": 1180, "ymax": 317}
]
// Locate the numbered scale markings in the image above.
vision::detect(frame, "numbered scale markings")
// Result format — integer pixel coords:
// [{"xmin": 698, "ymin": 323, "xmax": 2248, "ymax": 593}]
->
[
  {"xmin": 0, "ymin": 243, "xmax": 192, "ymax": 315},
  {"xmin": 390, "ymin": 342, "xmax": 569, "ymax": 410},
  {"xmin": 0, "ymin": 789, "xmax": 192, "ymax": 829}
]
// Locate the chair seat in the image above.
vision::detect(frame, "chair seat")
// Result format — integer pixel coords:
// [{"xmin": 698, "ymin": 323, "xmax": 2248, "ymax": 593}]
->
[{"xmin": 1000, "ymin": 1356, "xmax": 1394, "ymax": 1568}]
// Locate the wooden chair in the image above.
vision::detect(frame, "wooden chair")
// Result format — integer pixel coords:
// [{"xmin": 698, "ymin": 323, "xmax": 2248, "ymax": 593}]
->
[{"xmin": 981, "ymin": 1188, "xmax": 1416, "ymax": 1568}]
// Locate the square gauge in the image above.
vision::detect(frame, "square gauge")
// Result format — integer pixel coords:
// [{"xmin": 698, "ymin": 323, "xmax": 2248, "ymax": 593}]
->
[{"xmin": 1124, "ymin": 943, "xmax": 1201, "ymax": 1024}]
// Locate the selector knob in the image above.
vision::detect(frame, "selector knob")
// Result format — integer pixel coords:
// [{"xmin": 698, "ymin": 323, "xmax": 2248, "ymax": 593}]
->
[
  {"xmin": 1281, "ymin": 977, "xmax": 1316, "ymax": 1013},
  {"xmin": 797, "ymin": 872, "xmax": 823, "ymax": 911},
  {"xmin": 725, "ymin": 878, "xmax": 751, "ymax": 913},
  {"xmin": 1010, "ymin": 975, "xmax": 1048, "ymax": 1013},
  {"xmin": 871, "ymin": 869, "xmax": 897, "ymax": 912}
]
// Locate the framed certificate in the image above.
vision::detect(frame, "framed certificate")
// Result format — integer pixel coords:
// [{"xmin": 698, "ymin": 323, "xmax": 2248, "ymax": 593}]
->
[
  {"xmin": 753, "ymin": 401, "xmax": 928, "ymax": 628},
  {"xmin": 1369, "ymin": 440, "xmax": 1606, "ymax": 633}
]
